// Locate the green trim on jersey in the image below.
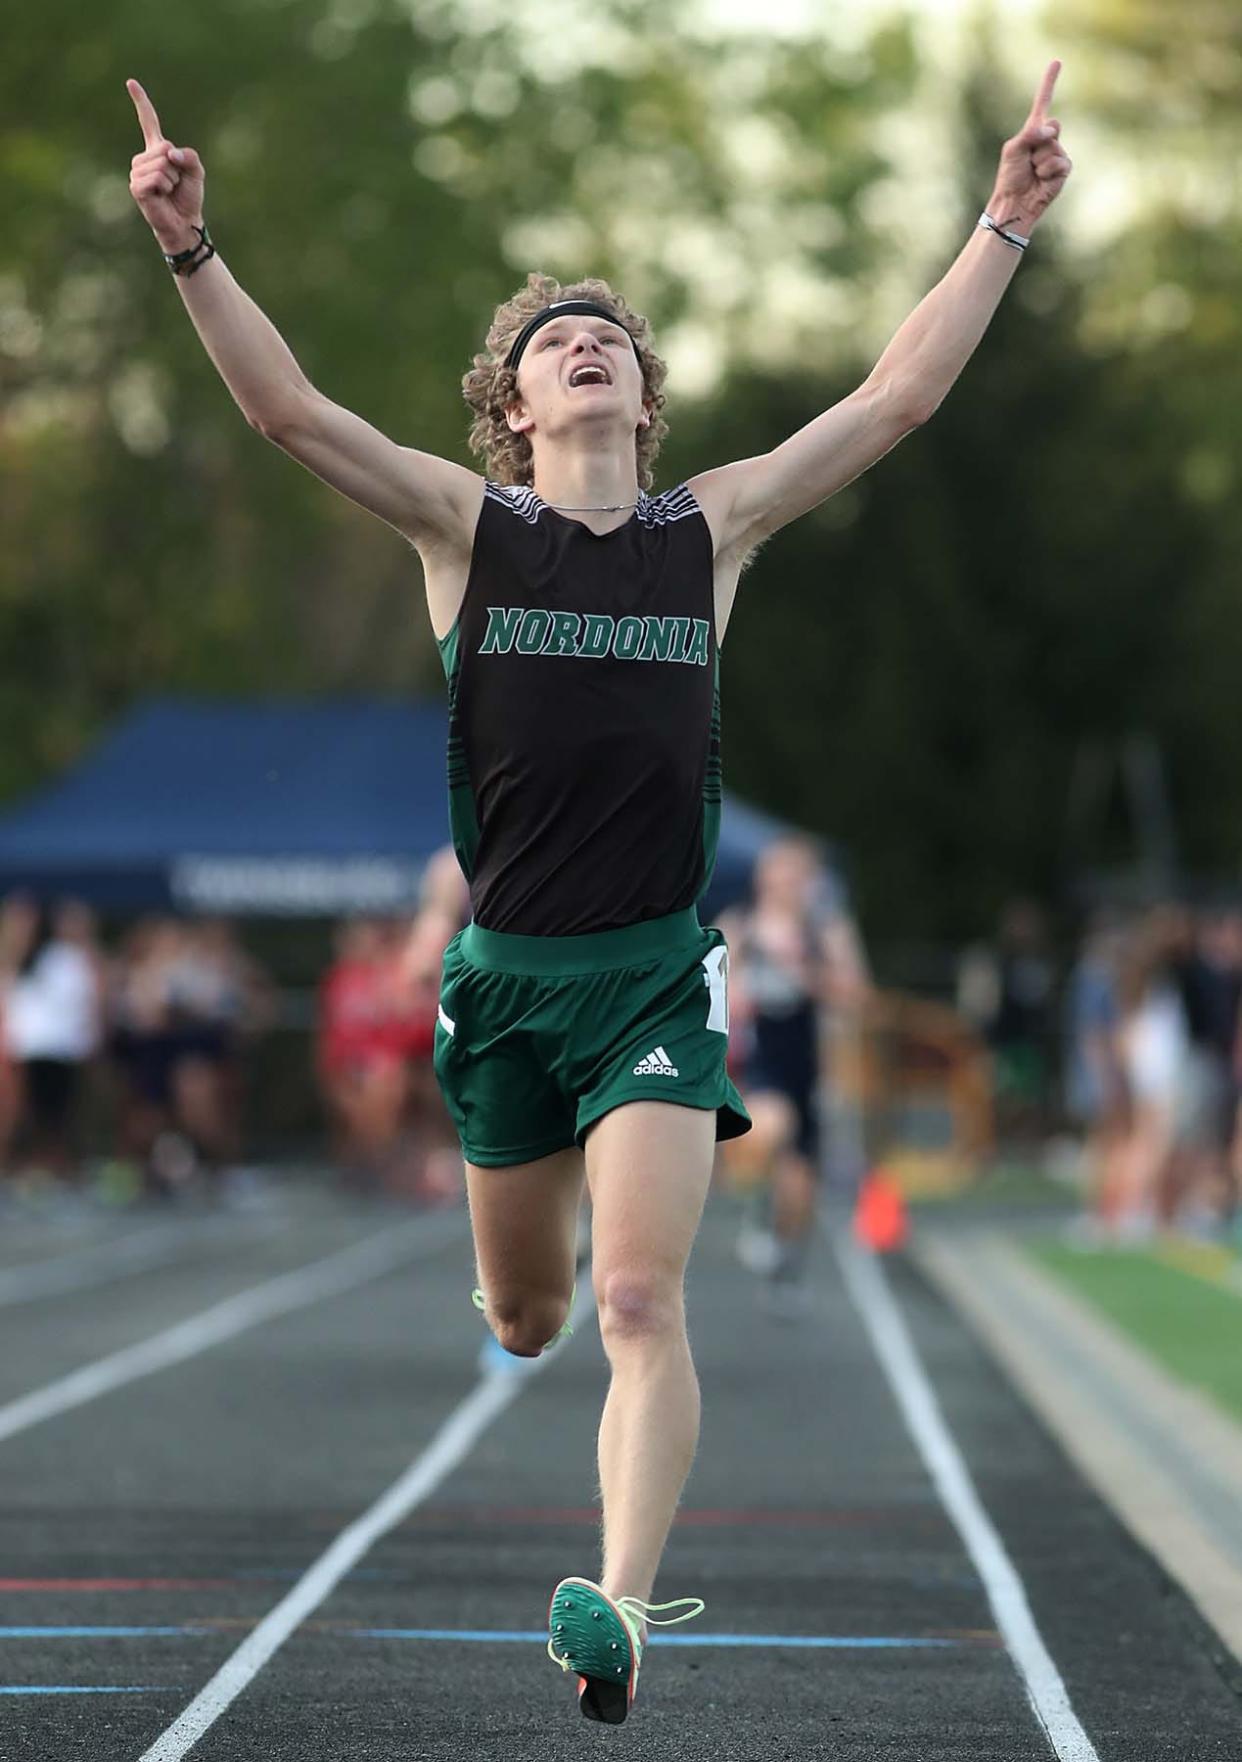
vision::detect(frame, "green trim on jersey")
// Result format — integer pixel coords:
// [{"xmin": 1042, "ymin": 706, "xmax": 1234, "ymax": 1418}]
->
[
  {"xmin": 698, "ymin": 652, "xmax": 722, "ymax": 901},
  {"xmin": 437, "ymin": 620, "xmax": 481, "ymax": 880}
]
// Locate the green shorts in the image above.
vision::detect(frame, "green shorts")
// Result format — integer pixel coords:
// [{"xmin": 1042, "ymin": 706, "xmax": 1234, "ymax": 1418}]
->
[{"xmin": 433, "ymin": 906, "xmax": 751, "ymax": 1168}]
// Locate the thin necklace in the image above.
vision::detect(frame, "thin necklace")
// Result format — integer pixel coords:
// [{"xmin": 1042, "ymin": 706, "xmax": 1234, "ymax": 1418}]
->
[
  {"xmin": 540, "ymin": 496, "xmax": 640, "ymax": 512},
  {"xmin": 548, "ymin": 502, "xmax": 638, "ymax": 512}
]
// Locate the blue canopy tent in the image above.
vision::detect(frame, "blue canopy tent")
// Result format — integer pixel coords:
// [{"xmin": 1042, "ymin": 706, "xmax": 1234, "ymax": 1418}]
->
[{"xmin": 0, "ymin": 698, "xmax": 809, "ymax": 916}]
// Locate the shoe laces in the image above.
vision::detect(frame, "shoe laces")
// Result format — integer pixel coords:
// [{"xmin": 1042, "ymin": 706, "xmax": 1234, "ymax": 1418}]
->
[{"xmin": 617, "ymin": 1594, "xmax": 705, "ymax": 1640}]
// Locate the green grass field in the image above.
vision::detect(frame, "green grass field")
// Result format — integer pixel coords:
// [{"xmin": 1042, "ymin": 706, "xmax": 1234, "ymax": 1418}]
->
[{"xmin": 1030, "ymin": 1242, "xmax": 1242, "ymax": 1423}]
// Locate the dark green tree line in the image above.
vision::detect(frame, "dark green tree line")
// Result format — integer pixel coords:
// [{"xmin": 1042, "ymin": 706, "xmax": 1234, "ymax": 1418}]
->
[
  {"xmin": 2, "ymin": 0, "xmax": 1238, "ymax": 948},
  {"xmin": 1, "ymin": 0, "xmax": 909, "ymax": 783}
]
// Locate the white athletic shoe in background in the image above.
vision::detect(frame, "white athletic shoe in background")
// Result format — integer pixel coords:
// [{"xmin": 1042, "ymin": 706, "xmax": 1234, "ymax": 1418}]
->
[{"xmin": 736, "ymin": 1221, "xmax": 781, "ymax": 1277}]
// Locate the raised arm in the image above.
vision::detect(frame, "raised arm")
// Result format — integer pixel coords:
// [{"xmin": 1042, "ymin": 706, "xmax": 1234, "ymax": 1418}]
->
[
  {"xmin": 691, "ymin": 61, "xmax": 1073, "ymax": 561},
  {"xmin": 125, "ymin": 81, "xmax": 482, "ymax": 593}
]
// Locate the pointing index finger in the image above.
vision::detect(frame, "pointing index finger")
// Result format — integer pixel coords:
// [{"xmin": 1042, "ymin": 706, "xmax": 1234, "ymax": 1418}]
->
[
  {"xmin": 127, "ymin": 78, "xmax": 164, "ymax": 149},
  {"xmin": 1028, "ymin": 59, "xmax": 1062, "ymax": 123}
]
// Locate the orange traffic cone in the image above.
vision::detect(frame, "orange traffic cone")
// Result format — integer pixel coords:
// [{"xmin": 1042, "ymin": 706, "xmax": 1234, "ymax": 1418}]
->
[{"xmin": 853, "ymin": 1167, "xmax": 909, "ymax": 1253}]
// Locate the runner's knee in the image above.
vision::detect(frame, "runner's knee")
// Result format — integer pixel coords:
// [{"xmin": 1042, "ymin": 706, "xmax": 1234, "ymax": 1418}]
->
[{"xmin": 489, "ymin": 1292, "xmax": 570, "ymax": 1358}]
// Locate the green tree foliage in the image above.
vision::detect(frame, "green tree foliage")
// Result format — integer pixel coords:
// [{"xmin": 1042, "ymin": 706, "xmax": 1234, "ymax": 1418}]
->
[
  {"xmin": 0, "ymin": 0, "xmax": 908, "ymax": 792},
  {"xmin": 669, "ymin": 40, "xmax": 1229, "ymax": 940},
  {"xmin": 2, "ymin": 1, "xmax": 1237, "ymax": 947},
  {"xmin": 1042, "ymin": 0, "xmax": 1242, "ymax": 888}
]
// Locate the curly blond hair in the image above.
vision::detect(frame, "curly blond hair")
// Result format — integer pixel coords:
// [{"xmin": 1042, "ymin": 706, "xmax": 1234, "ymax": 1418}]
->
[{"xmin": 462, "ymin": 273, "xmax": 669, "ymax": 490}]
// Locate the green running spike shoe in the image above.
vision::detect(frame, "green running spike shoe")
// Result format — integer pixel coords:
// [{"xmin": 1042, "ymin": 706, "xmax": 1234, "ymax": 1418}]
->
[
  {"xmin": 471, "ymin": 1283, "xmax": 576, "ymax": 1352},
  {"xmin": 546, "ymin": 1575, "xmax": 705, "ymax": 1724}
]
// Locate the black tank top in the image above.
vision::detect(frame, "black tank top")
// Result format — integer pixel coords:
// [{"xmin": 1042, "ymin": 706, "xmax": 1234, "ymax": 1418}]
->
[{"xmin": 437, "ymin": 481, "xmax": 722, "ymax": 936}]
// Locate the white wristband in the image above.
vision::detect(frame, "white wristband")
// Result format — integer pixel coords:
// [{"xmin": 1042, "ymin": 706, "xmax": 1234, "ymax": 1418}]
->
[{"xmin": 977, "ymin": 210, "xmax": 1029, "ymax": 253}]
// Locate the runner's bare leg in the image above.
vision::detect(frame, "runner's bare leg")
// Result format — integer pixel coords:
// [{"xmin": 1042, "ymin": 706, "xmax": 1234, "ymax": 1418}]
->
[
  {"xmin": 467, "ymin": 1149, "xmax": 584, "ymax": 1356},
  {"xmin": 586, "ymin": 1101, "xmax": 715, "ymax": 1606}
]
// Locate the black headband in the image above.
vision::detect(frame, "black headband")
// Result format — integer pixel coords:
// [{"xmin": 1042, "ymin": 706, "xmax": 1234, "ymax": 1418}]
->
[{"xmin": 504, "ymin": 300, "xmax": 640, "ymax": 373}]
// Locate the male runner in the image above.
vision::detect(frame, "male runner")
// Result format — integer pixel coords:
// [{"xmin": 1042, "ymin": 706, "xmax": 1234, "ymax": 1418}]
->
[
  {"xmin": 126, "ymin": 62, "xmax": 1071, "ymax": 1723},
  {"xmin": 726, "ymin": 838, "xmax": 869, "ymax": 1314}
]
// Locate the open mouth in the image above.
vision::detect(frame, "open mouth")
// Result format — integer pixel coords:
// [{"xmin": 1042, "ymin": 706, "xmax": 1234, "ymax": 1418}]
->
[{"xmin": 567, "ymin": 364, "xmax": 611, "ymax": 388}]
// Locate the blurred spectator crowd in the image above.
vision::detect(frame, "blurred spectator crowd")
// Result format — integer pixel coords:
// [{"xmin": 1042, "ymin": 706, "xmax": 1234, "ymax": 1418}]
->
[
  {"xmin": 11, "ymin": 832, "xmax": 1237, "ymax": 1246},
  {"xmin": 0, "ymin": 895, "xmax": 274, "ymax": 1205},
  {"xmin": 0, "ymin": 848, "xmax": 470, "ymax": 1209},
  {"xmin": 961, "ymin": 899, "xmax": 1242, "ymax": 1244}
]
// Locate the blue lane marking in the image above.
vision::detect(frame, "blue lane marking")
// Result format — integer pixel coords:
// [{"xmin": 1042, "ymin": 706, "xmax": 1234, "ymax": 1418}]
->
[
  {"xmin": 0, "ymin": 1628, "xmax": 197, "ymax": 1639},
  {"xmin": 0, "ymin": 1624, "xmax": 964, "ymax": 1650},
  {"xmin": 355, "ymin": 1629, "xmax": 958, "ymax": 1649},
  {"xmin": 0, "ymin": 1686, "xmax": 171, "ymax": 1696}
]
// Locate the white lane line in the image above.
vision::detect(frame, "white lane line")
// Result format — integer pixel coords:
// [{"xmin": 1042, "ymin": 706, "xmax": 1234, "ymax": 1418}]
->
[
  {"xmin": 0, "ymin": 1214, "xmax": 464, "ymax": 1447},
  {"xmin": 831, "ymin": 1231, "xmax": 1101, "ymax": 1762},
  {"xmin": 136, "ymin": 1286, "xmax": 598, "ymax": 1762},
  {"xmin": 0, "ymin": 1217, "xmax": 279, "ymax": 1308}
]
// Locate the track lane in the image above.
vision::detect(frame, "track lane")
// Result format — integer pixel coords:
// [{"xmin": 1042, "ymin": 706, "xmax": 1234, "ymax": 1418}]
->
[
  {"xmin": 187, "ymin": 1210, "xmax": 1048, "ymax": 1761},
  {"xmin": 1, "ymin": 1202, "xmax": 477, "ymax": 1757},
  {"xmin": 0, "ymin": 1196, "xmax": 455, "ymax": 1408},
  {"xmin": 2, "ymin": 1193, "xmax": 1239, "ymax": 1759}
]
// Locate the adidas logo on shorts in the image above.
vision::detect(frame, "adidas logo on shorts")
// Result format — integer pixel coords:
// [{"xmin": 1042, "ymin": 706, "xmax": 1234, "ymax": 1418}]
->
[{"xmin": 633, "ymin": 1045, "xmax": 679, "ymax": 1077}]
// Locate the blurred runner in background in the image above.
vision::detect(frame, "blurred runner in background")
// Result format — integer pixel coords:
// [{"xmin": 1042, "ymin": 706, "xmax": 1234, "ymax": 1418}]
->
[{"xmin": 724, "ymin": 839, "xmax": 869, "ymax": 1314}]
